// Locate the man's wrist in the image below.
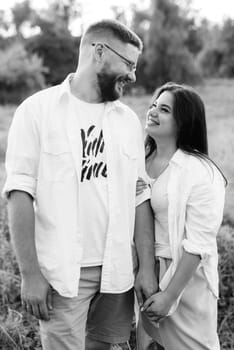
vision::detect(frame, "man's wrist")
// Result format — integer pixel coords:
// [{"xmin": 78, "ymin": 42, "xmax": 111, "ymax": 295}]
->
[
  {"xmin": 21, "ymin": 264, "xmax": 41, "ymax": 278},
  {"xmin": 138, "ymin": 258, "xmax": 155, "ymax": 270}
]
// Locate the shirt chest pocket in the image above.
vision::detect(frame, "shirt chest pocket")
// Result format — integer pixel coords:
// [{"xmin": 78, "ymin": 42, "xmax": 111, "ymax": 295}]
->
[{"xmin": 40, "ymin": 141, "xmax": 76, "ymax": 182}]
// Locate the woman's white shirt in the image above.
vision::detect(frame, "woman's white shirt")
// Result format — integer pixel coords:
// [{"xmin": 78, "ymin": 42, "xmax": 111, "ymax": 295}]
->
[{"xmin": 148, "ymin": 149, "xmax": 225, "ymax": 315}]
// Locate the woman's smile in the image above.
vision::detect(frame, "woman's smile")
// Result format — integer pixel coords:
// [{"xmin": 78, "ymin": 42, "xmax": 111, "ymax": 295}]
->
[{"xmin": 147, "ymin": 115, "xmax": 160, "ymax": 126}]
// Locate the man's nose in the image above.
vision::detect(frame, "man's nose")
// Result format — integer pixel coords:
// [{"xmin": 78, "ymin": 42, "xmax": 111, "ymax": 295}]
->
[{"xmin": 127, "ymin": 71, "xmax": 136, "ymax": 83}]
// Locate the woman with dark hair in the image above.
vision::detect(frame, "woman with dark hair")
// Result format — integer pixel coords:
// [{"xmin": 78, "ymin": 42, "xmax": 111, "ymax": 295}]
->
[{"xmin": 136, "ymin": 82, "xmax": 226, "ymax": 350}]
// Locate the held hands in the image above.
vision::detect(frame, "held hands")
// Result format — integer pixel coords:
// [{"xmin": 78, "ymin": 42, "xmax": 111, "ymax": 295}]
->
[
  {"xmin": 141, "ymin": 290, "xmax": 175, "ymax": 323},
  {"xmin": 21, "ymin": 271, "xmax": 53, "ymax": 321},
  {"xmin": 135, "ymin": 268, "xmax": 158, "ymax": 307}
]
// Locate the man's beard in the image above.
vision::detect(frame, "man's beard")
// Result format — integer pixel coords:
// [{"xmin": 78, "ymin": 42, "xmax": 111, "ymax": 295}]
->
[{"xmin": 97, "ymin": 67, "xmax": 130, "ymax": 102}]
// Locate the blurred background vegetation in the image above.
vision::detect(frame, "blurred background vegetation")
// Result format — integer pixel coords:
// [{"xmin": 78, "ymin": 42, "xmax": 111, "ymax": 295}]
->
[
  {"xmin": 0, "ymin": 0, "xmax": 234, "ymax": 103},
  {"xmin": 0, "ymin": 0, "xmax": 234, "ymax": 349}
]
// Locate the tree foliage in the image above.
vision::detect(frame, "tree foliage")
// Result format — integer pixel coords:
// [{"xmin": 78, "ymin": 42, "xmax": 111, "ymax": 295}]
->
[
  {"xmin": 132, "ymin": 0, "xmax": 202, "ymax": 92},
  {"xmin": 0, "ymin": 42, "xmax": 47, "ymax": 104},
  {"xmin": 26, "ymin": 20, "xmax": 79, "ymax": 85},
  {"xmin": 25, "ymin": 0, "xmax": 81, "ymax": 85},
  {"xmin": 11, "ymin": 0, "xmax": 33, "ymax": 35},
  {"xmin": 34, "ymin": 0, "xmax": 82, "ymax": 34},
  {"xmin": 0, "ymin": 0, "xmax": 81, "ymax": 98},
  {"xmin": 0, "ymin": 0, "xmax": 234, "ymax": 103},
  {"xmin": 197, "ymin": 19, "xmax": 234, "ymax": 78},
  {"xmin": 219, "ymin": 19, "xmax": 234, "ymax": 77}
]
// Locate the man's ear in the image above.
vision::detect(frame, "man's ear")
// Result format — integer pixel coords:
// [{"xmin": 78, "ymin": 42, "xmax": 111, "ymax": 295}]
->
[{"xmin": 93, "ymin": 43, "xmax": 104, "ymax": 62}]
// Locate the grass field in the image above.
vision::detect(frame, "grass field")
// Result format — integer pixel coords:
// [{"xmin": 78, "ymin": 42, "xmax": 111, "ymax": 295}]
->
[{"xmin": 0, "ymin": 79, "xmax": 234, "ymax": 349}]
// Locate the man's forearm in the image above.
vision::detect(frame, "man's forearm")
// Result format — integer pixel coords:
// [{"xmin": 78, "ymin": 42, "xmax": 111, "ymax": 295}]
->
[
  {"xmin": 134, "ymin": 200, "xmax": 155, "ymax": 271},
  {"xmin": 8, "ymin": 190, "xmax": 40, "ymax": 276}
]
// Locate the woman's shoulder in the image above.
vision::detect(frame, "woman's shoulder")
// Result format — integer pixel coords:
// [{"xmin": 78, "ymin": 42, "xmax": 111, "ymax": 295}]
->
[
  {"xmin": 170, "ymin": 149, "xmax": 204, "ymax": 170},
  {"xmin": 172, "ymin": 149, "xmax": 224, "ymax": 185}
]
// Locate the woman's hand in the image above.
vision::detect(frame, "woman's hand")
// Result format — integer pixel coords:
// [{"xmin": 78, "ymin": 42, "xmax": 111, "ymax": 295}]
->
[
  {"xmin": 136, "ymin": 177, "xmax": 148, "ymax": 196},
  {"xmin": 141, "ymin": 290, "xmax": 174, "ymax": 323}
]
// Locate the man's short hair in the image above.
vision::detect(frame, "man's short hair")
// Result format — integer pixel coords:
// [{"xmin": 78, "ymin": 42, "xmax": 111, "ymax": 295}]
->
[{"xmin": 83, "ymin": 19, "xmax": 143, "ymax": 51}]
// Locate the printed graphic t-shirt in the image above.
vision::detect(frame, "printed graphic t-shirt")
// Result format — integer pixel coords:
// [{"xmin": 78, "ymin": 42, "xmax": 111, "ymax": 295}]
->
[{"xmin": 71, "ymin": 96, "xmax": 108, "ymax": 266}]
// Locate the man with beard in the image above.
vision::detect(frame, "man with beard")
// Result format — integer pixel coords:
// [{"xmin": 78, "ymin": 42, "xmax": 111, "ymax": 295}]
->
[{"xmin": 3, "ymin": 20, "xmax": 157, "ymax": 350}]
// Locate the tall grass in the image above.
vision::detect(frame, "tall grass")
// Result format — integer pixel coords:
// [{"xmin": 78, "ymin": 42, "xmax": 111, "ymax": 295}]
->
[{"xmin": 0, "ymin": 79, "xmax": 233, "ymax": 349}]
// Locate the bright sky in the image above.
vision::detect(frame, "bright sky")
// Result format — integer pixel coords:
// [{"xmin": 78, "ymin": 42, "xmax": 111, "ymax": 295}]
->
[
  {"xmin": 0, "ymin": 0, "xmax": 234, "ymax": 29},
  {"xmin": 187, "ymin": 0, "xmax": 234, "ymax": 23}
]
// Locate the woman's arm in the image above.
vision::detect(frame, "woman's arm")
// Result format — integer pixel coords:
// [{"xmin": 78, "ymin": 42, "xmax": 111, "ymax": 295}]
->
[
  {"xmin": 164, "ymin": 250, "xmax": 201, "ymax": 301},
  {"xmin": 141, "ymin": 250, "xmax": 200, "ymax": 321}
]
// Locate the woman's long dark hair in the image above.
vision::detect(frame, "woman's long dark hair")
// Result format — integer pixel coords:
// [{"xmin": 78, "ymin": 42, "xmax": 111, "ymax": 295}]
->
[{"xmin": 145, "ymin": 82, "xmax": 227, "ymax": 184}]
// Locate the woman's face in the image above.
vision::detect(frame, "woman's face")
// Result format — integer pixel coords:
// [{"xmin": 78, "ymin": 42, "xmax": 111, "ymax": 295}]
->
[{"xmin": 145, "ymin": 90, "xmax": 177, "ymax": 141}]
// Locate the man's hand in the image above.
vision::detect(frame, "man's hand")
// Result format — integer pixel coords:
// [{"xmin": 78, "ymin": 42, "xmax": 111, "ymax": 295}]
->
[
  {"xmin": 21, "ymin": 272, "xmax": 53, "ymax": 321},
  {"xmin": 8, "ymin": 191, "xmax": 52, "ymax": 321},
  {"xmin": 141, "ymin": 290, "xmax": 174, "ymax": 323},
  {"xmin": 135, "ymin": 268, "xmax": 158, "ymax": 307}
]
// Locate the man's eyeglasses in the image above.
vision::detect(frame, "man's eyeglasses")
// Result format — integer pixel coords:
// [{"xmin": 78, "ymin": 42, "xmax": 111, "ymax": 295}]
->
[{"xmin": 92, "ymin": 42, "xmax": 136, "ymax": 72}]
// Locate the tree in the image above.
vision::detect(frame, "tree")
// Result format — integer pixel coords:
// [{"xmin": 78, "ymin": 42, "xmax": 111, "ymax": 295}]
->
[
  {"xmin": 196, "ymin": 19, "xmax": 234, "ymax": 78},
  {"xmin": 0, "ymin": 9, "xmax": 9, "ymax": 32},
  {"xmin": 25, "ymin": 0, "xmax": 82, "ymax": 86},
  {"xmin": 34, "ymin": 0, "xmax": 82, "ymax": 34},
  {"xmin": 0, "ymin": 42, "xmax": 47, "ymax": 104},
  {"xmin": 132, "ymin": 0, "xmax": 202, "ymax": 92},
  {"xmin": 219, "ymin": 19, "xmax": 234, "ymax": 77},
  {"xmin": 26, "ymin": 18, "xmax": 79, "ymax": 86},
  {"xmin": 184, "ymin": 17, "xmax": 203, "ymax": 56},
  {"xmin": 131, "ymin": 5, "xmax": 151, "ymax": 42},
  {"xmin": 11, "ymin": 0, "xmax": 34, "ymax": 36},
  {"xmin": 198, "ymin": 47, "xmax": 223, "ymax": 77},
  {"xmin": 110, "ymin": 5, "xmax": 128, "ymax": 25}
]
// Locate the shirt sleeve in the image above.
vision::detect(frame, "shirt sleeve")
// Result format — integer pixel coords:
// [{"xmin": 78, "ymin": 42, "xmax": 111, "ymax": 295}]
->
[
  {"xmin": 182, "ymin": 169, "xmax": 225, "ymax": 262},
  {"xmin": 135, "ymin": 119, "xmax": 151, "ymax": 207},
  {"xmin": 2, "ymin": 100, "xmax": 40, "ymax": 199}
]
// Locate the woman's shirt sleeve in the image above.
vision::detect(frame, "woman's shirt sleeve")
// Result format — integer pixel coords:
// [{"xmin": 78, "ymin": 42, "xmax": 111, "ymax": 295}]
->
[{"xmin": 182, "ymin": 166, "xmax": 225, "ymax": 261}]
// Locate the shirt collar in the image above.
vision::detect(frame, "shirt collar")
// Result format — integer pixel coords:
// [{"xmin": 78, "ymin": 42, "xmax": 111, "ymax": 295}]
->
[
  {"xmin": 105, "ymin": 100, "xmax": 125, "ymax": 114},
  {"xmin": 58, "ymin": 73, "xmax": 74, "ymax": 100},
  {"xmin": 58, "ymin": 74, "xmax": 125, "ymax": 114},
  {"xmin": 170, "ymin": 149, "xmax": 187, "ymax": 166}
]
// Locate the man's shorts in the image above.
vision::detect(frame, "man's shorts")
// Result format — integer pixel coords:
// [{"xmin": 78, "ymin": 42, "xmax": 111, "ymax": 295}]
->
[{"xmin": 40, "ymin": 266, "xmax": 134, "ymax": 350}]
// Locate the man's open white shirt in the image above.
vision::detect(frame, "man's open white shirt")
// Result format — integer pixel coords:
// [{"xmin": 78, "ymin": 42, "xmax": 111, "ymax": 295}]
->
[{"xmin": 3, "ymin": 75, "xmax": 150, "ymax": 297}]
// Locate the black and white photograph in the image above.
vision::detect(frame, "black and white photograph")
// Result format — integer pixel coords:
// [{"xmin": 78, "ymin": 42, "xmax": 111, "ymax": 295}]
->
[{"xmin": 0, "ymin": 0, "xmax": 233, "ymax": 349}]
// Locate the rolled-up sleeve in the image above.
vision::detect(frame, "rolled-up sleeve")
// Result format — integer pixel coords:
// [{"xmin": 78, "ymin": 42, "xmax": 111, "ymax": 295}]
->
[
  {"xmin": 2, "ymin": 101, "xmax": 40, "ymax": 199},
  {"xmin": 135, "ymin": 120, "xmax": 151, "ymax": 207},
  {"xmin": 182, "ymin": 171, "xmax": 225, "ymax": 261}
]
